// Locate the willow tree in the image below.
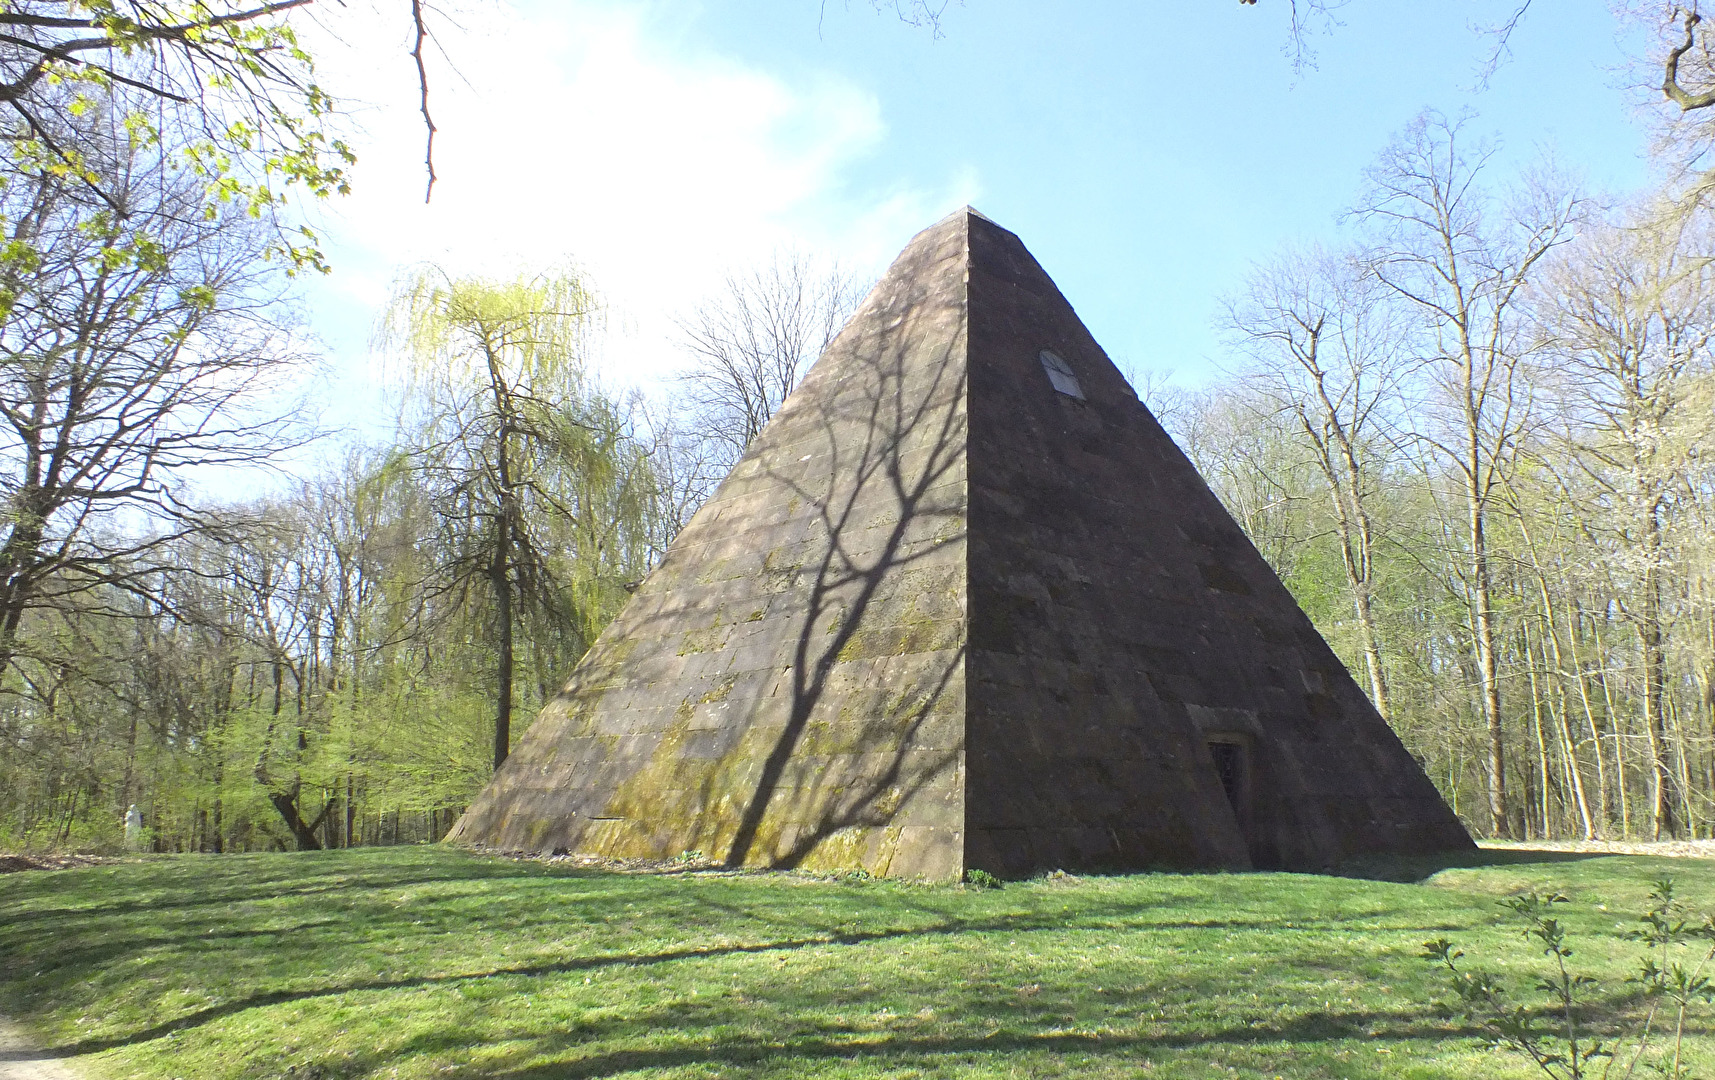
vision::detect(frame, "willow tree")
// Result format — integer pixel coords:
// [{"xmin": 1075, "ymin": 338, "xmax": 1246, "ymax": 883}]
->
[{"xmin": 381, "ymin": 268, "xmax": 661, "ymax": 772}]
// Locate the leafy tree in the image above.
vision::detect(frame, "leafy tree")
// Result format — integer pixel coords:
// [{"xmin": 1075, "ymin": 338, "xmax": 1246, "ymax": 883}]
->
[{"xmin": 0, "ymin": 2, "xmax": 364, "ymax": 271}]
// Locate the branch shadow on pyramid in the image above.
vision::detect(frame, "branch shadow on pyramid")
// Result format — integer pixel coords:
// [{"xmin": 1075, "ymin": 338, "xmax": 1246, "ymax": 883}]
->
[
  {"xmin": 720, "ymin": 247, "xmax": 970, "ymax": 873},
  {"xmin": 448, "ymin": 208, "xmax": 1474, "ymax": 879},
  {"xmin": 450, "ymin": 215, "xmax": 975, "ymax": 878}
]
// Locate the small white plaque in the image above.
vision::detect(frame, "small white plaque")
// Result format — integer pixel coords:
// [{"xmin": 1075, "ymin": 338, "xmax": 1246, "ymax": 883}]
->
[{"xmin": 1039, "ymin": 350, "xmax": 1085, "ymax": 400}]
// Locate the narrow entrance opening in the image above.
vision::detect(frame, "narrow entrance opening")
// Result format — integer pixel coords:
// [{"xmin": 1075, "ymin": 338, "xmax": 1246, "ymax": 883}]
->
[{"xmin": 1207, "ymin": 739, "xmax": 1247, "ymax": 818}]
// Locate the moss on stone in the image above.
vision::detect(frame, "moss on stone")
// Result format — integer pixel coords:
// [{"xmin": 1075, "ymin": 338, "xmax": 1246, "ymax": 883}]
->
[
  {"xmin": 676, "ymin": 613, "xmax": 731, "ymax": 656},
  {"xmin": 698, "ymin": 678, "xmax": 736, "ymax": 705},
  {"xmin": 793, "ymin": 826, "xmax": 877, "ymax": 874},
  {"xmin": 599, "ymin": 690, "xmax": 786, "ymax": 862},
  {"xmin": 761, "ymin": 548, "xmax": 802, "ymax": 592},
  {"xmin": 835, "ymin": 601, "xmax": 956, "ymax": 663}
]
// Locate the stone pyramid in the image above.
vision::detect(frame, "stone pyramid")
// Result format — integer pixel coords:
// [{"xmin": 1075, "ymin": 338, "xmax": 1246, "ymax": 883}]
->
[{"xmin": 448, "ymin": 209, "xmax": 1473, "ymax": 879}]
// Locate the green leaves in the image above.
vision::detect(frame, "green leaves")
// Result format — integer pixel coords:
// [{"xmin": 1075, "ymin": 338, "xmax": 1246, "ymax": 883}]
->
[
  {"xmin": 383, "ymin": 268, "xmax": 598, "ymax": 391},
  {"xmin": 0, "ymin": 2, "xmax": 356, "ymax": 274}
]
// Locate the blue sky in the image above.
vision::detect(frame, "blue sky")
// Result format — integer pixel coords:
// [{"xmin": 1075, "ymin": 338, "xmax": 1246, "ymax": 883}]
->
[
  {"xmin": 700, "ymin": 1, "xmax": 1651, "ymax": 379},
  {"xmin": 292, "ymin": 1, "xmax": 1653, "ymax": 447}
]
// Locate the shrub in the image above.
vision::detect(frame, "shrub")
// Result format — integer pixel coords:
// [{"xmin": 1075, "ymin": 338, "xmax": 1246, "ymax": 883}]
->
[{"xmin": 1422, "ymin": 879, "xmax": 1715, "ymax": 1080}]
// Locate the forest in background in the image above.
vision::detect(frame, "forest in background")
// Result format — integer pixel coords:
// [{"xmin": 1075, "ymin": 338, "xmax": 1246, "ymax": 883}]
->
[
  {"xmin": 1170, "ymin": 116, "xmax": 1715, "ymax": 843},
  {"xmin": 8, "ymin": 2, "xmax": 1715, "ymax": 852}
]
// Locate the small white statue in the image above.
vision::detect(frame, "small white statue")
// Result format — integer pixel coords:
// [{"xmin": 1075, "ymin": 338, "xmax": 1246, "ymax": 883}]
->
[{"xmin": 123, "ymin": 804, "xmax": 143, "ymax": 852}]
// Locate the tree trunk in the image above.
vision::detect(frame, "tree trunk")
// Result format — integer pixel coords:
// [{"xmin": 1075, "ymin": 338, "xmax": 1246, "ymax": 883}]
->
[
  {"xmin": 1547, "ymin": 612, "xmax": 1596, "ymax": 840},
  {"xmin": 1671, "ymin": 696, "xmax": 1697, "ymax": 837},
  {"xmin": 487, "ymin": 351, "xmax": 519, "ymax": 773},
  {"xmin": 255, "ymin": 659, "xmax": 322, "ymax": 850},
  {"xmin": 491, "ymin": 512, "xmax": 514, "ymax": 771},
  {"xmin": 1470, "ymin": 479, "xmax": 1509, "ymax": 838},
  {"xmin": 211, "ymin": 751, "xmax": 224, "ymax": 854},
  {"xmin": 268, "ymin": 785, "xmax": 324, "ymax": 851},
  {"xmin": 1318, "ymin": 409, "xmax": 1392, "ymax": 721},
  {"xmin": 1330, "ymin": 487, "xmax": 1390, "ymax": 720},
  {"xmin": 1640, "ymin": 502, "xmax": 1676, "ymax": 838},
  {"xmin": 1355, "ymin": 588, "xmax": 1392, "ymax": 721},
  {"xmin": 1532, "ymin": 570, "xmax": 1595, "ymax": 839},
  {"xmin": 1527, "ymin": 626, "xmax": 1553, "ymax": 838},
  {"xmin": 1593, "ymin": 617, "xmax": 1631, "ymax": 837},
  {"xmin": 0, "ymin": 509, "xmax": 49, "ymax": 675},
  {"xmin": 1573, "ymin": 641, "xmax": 1612, "ymax": 837}
]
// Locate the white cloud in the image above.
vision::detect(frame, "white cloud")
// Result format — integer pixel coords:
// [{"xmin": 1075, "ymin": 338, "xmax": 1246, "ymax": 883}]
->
[{"xmin": 291, "ymin": 0, "xmax": 977, "ymax": 447}]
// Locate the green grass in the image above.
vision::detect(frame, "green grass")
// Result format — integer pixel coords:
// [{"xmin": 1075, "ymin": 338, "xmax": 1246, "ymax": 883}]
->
[{"xmin": 2, "ymin": 846, "xmax": 1714, "ymax": 1079}]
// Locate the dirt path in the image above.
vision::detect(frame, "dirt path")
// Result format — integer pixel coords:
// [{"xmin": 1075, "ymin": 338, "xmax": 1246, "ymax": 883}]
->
[
  {"xmin": 1480, "ymin": 839, "xmax": 1715, "ymax": 858},
  {"xmin": 0, "ymin": 1019, "xmax": 81, "ymax": 1080}
]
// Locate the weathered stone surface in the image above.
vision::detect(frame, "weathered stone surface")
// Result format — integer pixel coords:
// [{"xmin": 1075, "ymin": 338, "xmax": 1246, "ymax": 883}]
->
[{"xmin": 447, "ymin": 208, "xmax": 1473, "ymax": 878}]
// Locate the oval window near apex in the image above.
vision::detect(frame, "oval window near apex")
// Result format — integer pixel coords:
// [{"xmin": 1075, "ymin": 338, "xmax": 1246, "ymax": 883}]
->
[{"xmin": 1039, "ymin": 349, "xmax": 1085, "ymax": 400}]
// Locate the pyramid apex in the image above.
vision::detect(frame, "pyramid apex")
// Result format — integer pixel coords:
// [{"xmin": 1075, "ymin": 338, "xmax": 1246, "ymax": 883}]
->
[
  {"xmin": 934, "ymin": 204, "xmax": 1003, "ymax": 229},
  {"xmin": 911, "ymin": 205, "xmax": 1015, "ymax": 252}
]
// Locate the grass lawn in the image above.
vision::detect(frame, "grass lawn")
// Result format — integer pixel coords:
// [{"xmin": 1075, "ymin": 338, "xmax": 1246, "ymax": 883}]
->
[{"xmin": 3, "ymin": 846, "xmax": 1714, "ymax": 1079}]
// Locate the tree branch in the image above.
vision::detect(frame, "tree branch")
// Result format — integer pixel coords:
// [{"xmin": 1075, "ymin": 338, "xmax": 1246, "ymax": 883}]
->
[
  {"xmin": 410, "ymin": 0, "xmax": 437, "ymax": 203},
  {"xmin": 1664, "ymin": 9, "xmax": 1715, "ymax": 112}
]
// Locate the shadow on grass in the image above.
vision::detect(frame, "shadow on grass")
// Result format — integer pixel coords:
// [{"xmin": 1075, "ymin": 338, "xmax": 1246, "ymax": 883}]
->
[
  {"xmin": 17, "ymin": 845, "xmax": 1671, "ymax": 1067},
  {"xmin": 37, "ymin": 901, "xmax": 1453, "ymax": 1059},
  {"xmin": 227, "ymin": 996, "xmax": 1491, "ymax": 1080},
  {"xmin": 0, "ymin": 857, "xmax": 618, "ymax": 928},
  {"xmin": 1336, "ymin": 846, "xmax": 1616, "ymax": 883},
  {"xmin": 474, "ymin": 1010, "xmax": 1485, "ymax": 1080}
]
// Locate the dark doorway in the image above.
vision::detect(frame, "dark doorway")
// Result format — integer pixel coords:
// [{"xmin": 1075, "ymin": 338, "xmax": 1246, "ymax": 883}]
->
[{"xmin": 1208, "ymin": 739, "xmax": 1248, "ymax": 819}]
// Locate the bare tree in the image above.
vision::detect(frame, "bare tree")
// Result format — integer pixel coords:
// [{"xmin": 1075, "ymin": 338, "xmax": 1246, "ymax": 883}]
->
[
  {"xmin": 1638, "ymin": 3, "xmax": 1715, "ymax": 125},
  {"xmin": 1120, "ymin": 365, "xmax": 1191, "ymax": 430},
  {"xmin": 1174, "ymin": 386, "xmax": 1321, "ymax": 582},
  {"xmin": 1620, "ymin": 2, "xmax": 1715, "ymax": 210},
  {"xmin": 824, "ymin": 1, "xmax": 951, "ymax": 35},
  {"xmin": 1353, "ymin": 111, "xmax": 1581, "ymax": 837},
  {"xmin": 1223, "ymin": 245, "xmax": 1412, "ymax": 720},
  {"xmin": 675, "ymin": 252, "xmax": 861, "ymax": 486},
  {"xmin": 0, "ymin": 110, "xmax": 304, "ymax": 685},
  {"xmin": 1533, "ymin": 202, "xmax": 1715, "ymax": 836},
  {"xmin": 1237, "ymin": 0, "xmax": 1715, "ymax": 164},
  {"xmin": 1235, "ymin": 0, "xmax": 1535, "ymax": 74},
  {"xmin": 1234, "ymin": 0, "xmax": 1348, "ymax": 71},
  {"xmin": 632, "ymin": 401, "xmax": 724, "ymax": 552}
]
